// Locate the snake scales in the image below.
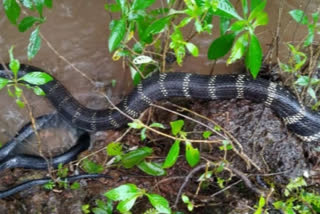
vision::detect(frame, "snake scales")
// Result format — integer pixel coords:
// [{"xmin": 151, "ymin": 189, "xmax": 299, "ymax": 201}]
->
[
  {"xmin": 2, "ymin": 64, "xmax": 319, "ymax": 142},
  {"xmin": 0, "ymin": 63, "xmax": 319, "ymax": 198}
]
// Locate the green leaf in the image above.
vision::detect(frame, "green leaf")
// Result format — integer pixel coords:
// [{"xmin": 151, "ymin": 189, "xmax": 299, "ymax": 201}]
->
[
  {"xmin": 105, "ymin": 184, "xmax": 139, "ymax": 201},
  {"xmin": 202, "ymin": 131, "xmax": 212, "ymax": 139},
  {"xmin": 121, "ymin": 147, "xmax": 153, "ymax": 168},
  {"xmin": 132, "ymin": 42, "xmax": 143, "ymax": 53},
  {"xmin": 9, "ymin": 46, "xmax": 20, "ymax": 78},
  {"xmin": 3, "ymin": 0, "xmax": 21, "ymax": 24},
  {"xmin": 214, "ymin": 125, "xmax": 221, "ymax": 131},
  {"xmin": 219, "ymin": 140, "xmax": 233, "ymax": 150},
  {"xmin": 16, "ymin": 99, "xmax": 25, "ymax": 108},
  {"xmin": 57, "ymin": 163, "xmax": 68, "ymax": 178},
  {"xmin": 295, "ymin": 76, "xmax": 309, "ymax": 86},
  {"xmin": 170, "ymin": 27, "xmax": 186, "ymax": 65},
  {"xmin": 241, "ymin": 0, "xmax": 248, "ymax": 16},
  {"xmin": 143, "ymin": 16, "xmax": 171, "ymax": 37},
  {"xmin": 308, "ymin": 87, "xmax": 317, "ymax": 101},
  {"xmin": 170, "ymin": 120, "xmax": 184, "ymax": 136},
  {"xmin": 44, "ymin": 0, "xmax": 52, "ymax": 8},
  {"xmin": 197, "ymin": 170, "xmax": 213, "ymax": 181},
  {"xmin": 132, "ymin": 0, "xmax": 155, "ymax": 10},
  {"xmin": 251, "ymin": 0, "xmax": 262, "ymax": 10},
  {"xmin": 214, "ymin": 0, "xmax": 242, "ymax": 20},
  {"xmin": 150, "ymin": 122, "xmax": 165, "ymax": 129},
  {"xmin": 32, "ymin": 0, "xmax": 44, "ymax": 17},
  {"xmin": 253, "ymin": 11, "xmax": 268, "ymax": 27},
  {"xmin": 227, "ymin": 33, "xmax": 248, "ymax": 64},
  {"xmin": 18, "ymin": 16, "xmax": 42, "ymax": 32},
  {"xmin": 93, "ymin": 199, "xmax": 113, "ymax": 214},
  {"xmin": 28, "ymin": 26, "xmax": 42, "ymax": 60},
  {"xmin": 0, "ymin": 78, "xmax": 9, "ymax": 90},
  {"xmin": 129, "ymin": 66, "xmax": 141, "ymax": 86},
  {"xmin": 106, "ymin": 142, "xmax": 123, "ymax": 156},
  {"xmin": 208, "ymin": 33, "xmax": 235, "ymax": 60},
  {"xmin": 132, "ymin": 55, "xmax": 155, "ymax": 64},
  {"xmin": 284, "ymin": 177, "xmax": 307, "ymax": 197},
  {"xmin": 82, "ymin": 159, "xmax": 104, "ymax": 174},
  {"xmin": 140, "ymin": 128, "xmax": 147, "ymax": 141},
  {"xmin": 82, "ymin": 204, "xmax": 90, "ymax": 214},
  {"xmin": 146, "ymin": 193, "xmax": 171, "ymax": 214},
  {"xmin": 117, "ymin": 195, "xmax": 138, "ymax": 213},
  {"xmin": 287, "ymin": 44, "xmax": 307, "ymax": 70},
  {"xmin": 108, "ymin": 19, "xmax": 126, "ymax": 52},
  {"xmin": 185, "ymin": 141, "xmax": 200, "ymax": 167},
  {"xmin": 177, "ymin": 17, "xmax": 192, "ymax": 28},
  {"xmin": 162, "ymin": 140, "xmax": 180, "ymax": 168},
  {"xmin": 230, "ymin": 20, "xmax": 247, "ymax": 32},
  {"xmin": 248, "ymin": 0, "xmax": 267, "ymax": 22},
  {"xmin": 245, "ymin": 34, "xmax": 262, "ymax": 78},
  {"xmin": 181, "ymin": 194, "xmax": 190, "ymax": 203},
  {"xmin": 217, "ymin": 177, "xmax": 225, "ymax": 188},
  {"xmin": 194, "ymin": 19, "xmax": 203, "ymax": 33},
  {"xmin": 253, "ymin": 11, "xmax": 269, "ymax": 28},
  {"xmin": 32, "ymin": 86, "xmax": 45, "ymax": 96},
  {"xmin": 70, "ymin": 182, "xmax": 80, "ymax": 190},
  {"xmin": 19, "ymin": 72, "xmax": 53, "ymax": 85},
  {"xmin": 185, "ymin": 43, "xmax": 199, "ymax": 57},
  {"xmin": 128, "ymin": 120, "xmax": 144, "ymax": 129},
  {"xmin": 15, "ymin": 86, "xmax": 22, "ymax": 98},
  {"xmin": 304, "ymin": 28, "xmax": 314, "ymax": 47},
  {"xmin": 116, "ymin": 0, "xmax": 128, "ymax": 14},
  {"xmin": 21, "ymin": 0, "xmax": 33, "ymax": 8},
  {"xmin": 105, "ymin": 3, "xmax": 121, "ymax": 12},
  {"xmin": 43, "ymin": 180, "xmax": 55, "ymax": 190},
  {"xmin": 289, "ymin": 9, "xmax": 308, "ymax": 25},
  {"xmin": 219, "ymin": 17, "xmax": 231, "ymax": 35},
  {"xmin": 137, "ymin": 160, "xmax": 166, "ymax": 176}
]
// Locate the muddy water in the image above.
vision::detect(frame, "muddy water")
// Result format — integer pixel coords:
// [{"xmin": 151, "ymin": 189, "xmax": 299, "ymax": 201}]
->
[{"xmin": 0, "ymin": 0, "xmax": 319, "ymax": 153}]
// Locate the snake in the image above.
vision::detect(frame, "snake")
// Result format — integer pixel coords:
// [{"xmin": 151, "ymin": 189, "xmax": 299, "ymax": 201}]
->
[
  {"xmin": 1, "ymin": 64, "xmax": 319, "ymax": 142},
  {"xmin": 0, "ymin": 63, "xmax": 319, "ymax": 198},
  {"xmin": 0, "ymin": 113, "xmax": 111, "ymax": 198}
]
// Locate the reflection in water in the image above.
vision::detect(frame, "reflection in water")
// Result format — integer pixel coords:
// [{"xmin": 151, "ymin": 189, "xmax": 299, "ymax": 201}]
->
[{"xmin": 0, "ymin": 0, "xmax": 318, "ymax": 154}]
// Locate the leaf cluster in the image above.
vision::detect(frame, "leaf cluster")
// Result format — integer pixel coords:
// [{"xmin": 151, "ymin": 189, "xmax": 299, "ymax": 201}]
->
[
  {"xmin": 0, "ymin": 47, "xmax": 53, "ymax": 108},
  {"xmin": 3, "ymin": 0, "xmax": 52, "ymax": 59}
]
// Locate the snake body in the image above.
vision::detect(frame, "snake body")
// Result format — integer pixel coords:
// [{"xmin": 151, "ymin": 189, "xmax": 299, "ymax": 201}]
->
[
  {"xmin": 0, "ymin": 64, "xmax": 319, "ymax": 198},
  {"xmin": 2, "ymin": 64, "xmax": 319, "ymax": 142}
]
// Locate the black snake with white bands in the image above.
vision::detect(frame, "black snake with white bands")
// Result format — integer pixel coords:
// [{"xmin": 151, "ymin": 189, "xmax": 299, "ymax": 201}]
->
[{"xmin": 1, "ymin": 64, "xmax": 320, "ymax": 143}]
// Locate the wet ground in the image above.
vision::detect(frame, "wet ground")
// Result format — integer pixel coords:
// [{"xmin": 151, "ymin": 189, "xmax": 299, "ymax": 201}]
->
[{"xmin": 0, "ymin": 97, "xmax": 319, "ymax": 213}]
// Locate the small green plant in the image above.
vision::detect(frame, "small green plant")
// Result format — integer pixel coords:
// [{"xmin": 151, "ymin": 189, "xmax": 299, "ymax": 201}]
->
[
  {"xmin": 42, "ymin": 163, "xmax": 80, "ymax": 191},
  {"xmin": 43, "ymin": 180, "xmax": 55, "ymax": 190},
  {"xmin": 289, "ymin": 9, "xmax": 320, "ymax": 47},
  {"xmin": 129, "ymin": 119, "xmax": 201, "ymax": 168},
  {"xmin": 105, "ymin": 0, "xmax": 268, "ymax": 84},
  {"xmin": 104, "ymin": 183, "xmax": 171, "ymax": 214},
  {"xmin": 0, "ymin": 47, "xmax": 53, "ymax": 108},
  {"xmin": 181, "ymin": 194, "xmax": 194, "ymax": 212},
  {"xmin": 253, "ymin": 196, "xmax": 266, "ymax": 214},
  {"xmin": 272, "ymin": 177, "xmax": 320, "ymax": 213},
  {"xmin": 91, "ymin": 199, "xmax": 114, "ymax": 214},
  {"xmin": 82, "ymin": 158, "xmax": 104, "ymax": 174},
  {"xmin": 3, "ymin": 0, "xmax": 52, "ymax": 59},
  {"xmin": 106, "ymin": 142, "xmax": 166, "ymax": 176},
  {"xmin": 81, "ymin": 204, "xmax": 91, "ymax": 214},
  {"xmin": 208, "ymin": 0, "xmax": 268, "ymax": 78},
  {"xmin": 278, "ymin": 9, "xmax": 320, "ymax": 109}
]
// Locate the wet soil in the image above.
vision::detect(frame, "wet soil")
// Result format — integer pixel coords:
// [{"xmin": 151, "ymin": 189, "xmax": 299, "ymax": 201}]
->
[{"xmin": 0, "ymin": 98, "xmax": 319, "ymax": 213}]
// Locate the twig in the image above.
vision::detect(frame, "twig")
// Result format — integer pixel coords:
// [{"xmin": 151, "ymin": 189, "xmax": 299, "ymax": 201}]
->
[{"xmin": 173, "ymin": 164, "xmax": 207, "ymax": 208}]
